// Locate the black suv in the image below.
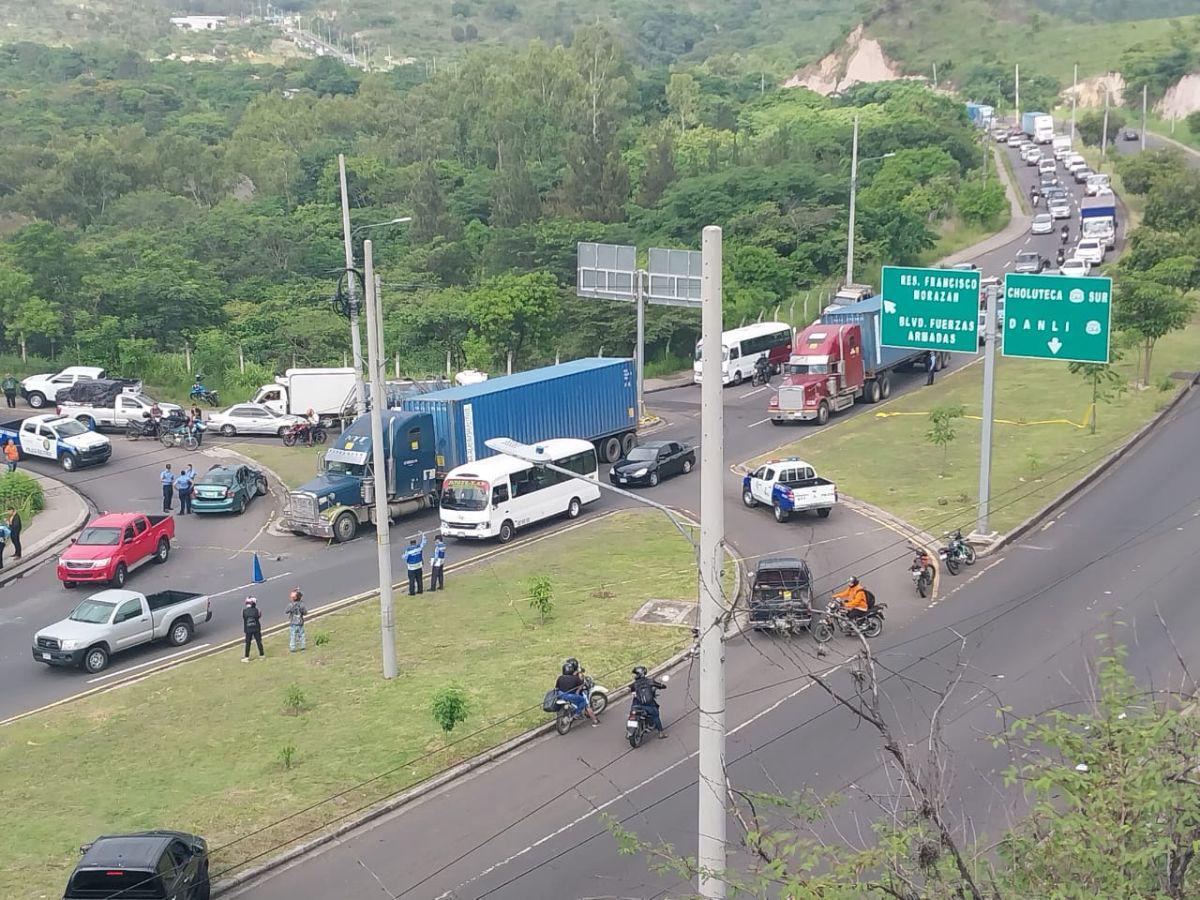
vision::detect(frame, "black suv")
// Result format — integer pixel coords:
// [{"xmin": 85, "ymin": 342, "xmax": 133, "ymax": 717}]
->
[
  {"xmin": 749, "ymin": 557, "xmax": 814, "ymax": 631},
  {"xmin": 64, "ymin": 831, "xmax": 209, "ymax": 900}
]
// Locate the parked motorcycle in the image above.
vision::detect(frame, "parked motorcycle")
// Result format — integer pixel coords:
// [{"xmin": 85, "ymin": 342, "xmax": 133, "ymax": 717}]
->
[
  {"xmin": 812, "ymin": 598, "xmax": 887, "ymax": 643},
  {"xmin": 189, "ymin": 375, "xmax": 220, "ymax": 407},
  {"xmin": 281, "ymin": 422, "xmax": 327, "ymax": 447},
  {"xmin": 126, "ymin": 413, "xmax": 183, "ymax": 441},
  {"xmin": 910, "ymin": 545, "xmax": 935, "ymax": 598},
  {"xmin": 547, "ymin": 674, "xmax": 610, "ymax": 736},
  {"xmin": 939, "ymin": 529, "xmax": 977, "ymax": 576},
  {"xmin": 626, "ymin": 674, "xmax": 668, "ymax": 748},
  {"xmin": 160, "ymin": 422, "xmax": 205, "ymax": 452}
]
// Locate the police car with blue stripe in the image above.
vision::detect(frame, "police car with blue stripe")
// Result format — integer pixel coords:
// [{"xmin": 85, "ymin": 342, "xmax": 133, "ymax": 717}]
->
[{"xmin": 742, "ymin": 457, "xmax": 838, "ymax": 523}]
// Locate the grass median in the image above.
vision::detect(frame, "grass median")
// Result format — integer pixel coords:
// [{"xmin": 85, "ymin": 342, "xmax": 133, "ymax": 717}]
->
[
  {"xmin": 747, "ymin": 321, "xmax": 1200, "ymax": 536},
  {"xmin": 0, "ymin": 509, "xmax": 697, "ymax": 899},
  {"xmin": 229, "ymin": 440, "xmax": 323, "ymax": 489}
]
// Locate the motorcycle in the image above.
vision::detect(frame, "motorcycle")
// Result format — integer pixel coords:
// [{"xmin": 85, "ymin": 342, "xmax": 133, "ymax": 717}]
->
[
  {"xmin": 281, "ymin": 422, "xmax": 327, "ymax": 447},
  {"xmin": 1056, "ymin": 248, "xmax": 1066, "ymax": 267},
  {"xmin": 939, "ymin": 529, "xmax": 977, "ymax": 576},
  {"xmin": 626, "ymin": 674, "xmax": 669, "ymax": 748},
  {"xmin": 1060, "ymin": 227, "xmax": 1070, "ymax": 246},
  {"xmin": 548, "ymin": 674, "xmax": 610, "ymax": 736},
  {"xmin": 812, "ymin": 598, "xmax": 887, "ymax": 643},
  {"xmin": 909, "ymin": 546, "xmax": 935, "ymax": 598},
  {"xmin": 189, "ymin": 376, "xmax": 220, "ymax": 408},
  {"xmin": 750, "ymin": 361, "xmax": 773, "ymax": 388},
  {"xmin": 160, "ymin": 422, "xmax": 205, "ymax": 452},
  {"xmin": 126, "ymin": 414, "xmax": 183, "ymax": 441}
]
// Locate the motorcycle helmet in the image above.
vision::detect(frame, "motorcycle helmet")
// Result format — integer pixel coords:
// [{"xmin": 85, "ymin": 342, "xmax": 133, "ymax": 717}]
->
[
  {"xmin": 562, "ymin": 657, "xmax": 579, "ymax": 676},
  {"xmin": 849, "ymin": 576, "xmax": 860, "ymax": 587},
  {"xmin": 632, "ymin": 665, "xmax": 648, "ymax": 679}
]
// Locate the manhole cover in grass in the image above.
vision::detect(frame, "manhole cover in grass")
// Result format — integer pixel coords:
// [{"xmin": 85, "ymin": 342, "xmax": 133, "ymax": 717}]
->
[{"xmin": 632, "ymin": 599, "xmax": 696, "ymax": 626}]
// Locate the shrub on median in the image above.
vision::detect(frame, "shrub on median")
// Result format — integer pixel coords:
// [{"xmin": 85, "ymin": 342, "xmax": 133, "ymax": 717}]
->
[{"xmin": 0, "ymin": 470, "xmax": 43, "ymax": 527}]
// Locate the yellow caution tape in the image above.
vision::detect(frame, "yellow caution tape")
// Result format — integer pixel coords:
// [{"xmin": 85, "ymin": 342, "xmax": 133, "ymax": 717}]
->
[{"xmin": 874, "ymin": 408, "xmax": 1091, "ymax": 429}]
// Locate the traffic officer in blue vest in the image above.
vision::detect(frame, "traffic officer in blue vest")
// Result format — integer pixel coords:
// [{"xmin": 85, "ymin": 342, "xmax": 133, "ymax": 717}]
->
[
  {"xmin": 404, "ymin": 531, "xmax": 427, "ymax": 595},
  {"xmin": 429, "ymin": 534, "xmax": 447, "ymax": 591}
]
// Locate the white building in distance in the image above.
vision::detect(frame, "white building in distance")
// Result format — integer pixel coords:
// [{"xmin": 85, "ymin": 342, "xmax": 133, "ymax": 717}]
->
[{"xmin": 169, "ymin": 15, "xmax": 228, "ymax": 30}]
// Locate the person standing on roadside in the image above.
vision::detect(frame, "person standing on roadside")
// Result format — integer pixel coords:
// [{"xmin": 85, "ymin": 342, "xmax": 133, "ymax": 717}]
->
[
  {"xmin": 175, "ymin": 465, "xmax": 193, "ymax": 515},
  {"xmin": 286, "ymin": 588, "xmax": 307, "ymax": 652},
  {"xmin": 160, "ymin": 464, "xmax": 174, "ymax": 512},
  {"xmin": 241, "ymin": 597, "xmax": 264, "ymax": 661},
  {"xmin": 6, "ymin": 507, "xmax": 22, "ymax": 561},
  {"xmin": 429, "ymin": 534, "xmax": 447, "ymax": 591},
  {"xmin": 925, "ymin": 352, "xmax": 937, "ymax": 387},
  {"xmin": 4, "ymin": 438, "xmax": 18, "ymax": 473},
  {"xmin": 2, "ymin": 374, "xmax": 16, "ymax": 408},
  {"xmin": 404, "ymin": 531, "xmax": 427, "ymax": 596}
]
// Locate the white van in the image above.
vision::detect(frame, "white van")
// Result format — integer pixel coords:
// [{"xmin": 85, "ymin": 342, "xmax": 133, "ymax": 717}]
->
[
  {"xmin": 438, "ymin": 438, "xmax": 601, "ymax": 543},
  {"xmin": 1052, "ymin": 135, "xmax": 1072, "ymax": 160}
]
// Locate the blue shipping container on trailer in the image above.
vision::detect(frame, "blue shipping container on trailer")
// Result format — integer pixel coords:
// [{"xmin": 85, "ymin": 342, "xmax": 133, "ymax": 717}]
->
[
  {"xmin": 402, "ymin": 358, "xmax": 638, "ymax": 472},
  {"xmin": 820, "ymin": 297, "xmax": 926, "ymax": 373}
]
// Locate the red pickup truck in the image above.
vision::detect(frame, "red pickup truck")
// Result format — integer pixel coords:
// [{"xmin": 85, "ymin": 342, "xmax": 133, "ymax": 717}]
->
[{"xmin": 58, "ymin": 513, "xmax": 175, "ymax": 588}]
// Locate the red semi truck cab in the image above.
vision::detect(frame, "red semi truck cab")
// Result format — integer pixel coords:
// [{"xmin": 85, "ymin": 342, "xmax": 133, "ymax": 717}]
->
[
  {"xmin": 58, "ymin": 512, "xmax": 175, "ymax": 589},
  {"xmin": 768, "ymin": 324, "xmax": 866, "ymax": 426}
]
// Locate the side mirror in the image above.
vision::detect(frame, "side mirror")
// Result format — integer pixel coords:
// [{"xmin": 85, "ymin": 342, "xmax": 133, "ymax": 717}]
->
[
  {"xmin": 69, "ymin": 537, "xmax": 77, "ymax": 544},
  {"xmin": 142, "ymin": 412, "xmax": 150, "ymax": 419}
]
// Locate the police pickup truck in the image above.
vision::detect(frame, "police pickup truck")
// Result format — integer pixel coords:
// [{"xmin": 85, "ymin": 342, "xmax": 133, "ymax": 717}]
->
[
  {"xmin": 742, "ymin": 457, "xmax": 838, "ymax": 523},
  {"xmin": 0, "ymin": 413, "xmax": 112, "ymax": 471}
]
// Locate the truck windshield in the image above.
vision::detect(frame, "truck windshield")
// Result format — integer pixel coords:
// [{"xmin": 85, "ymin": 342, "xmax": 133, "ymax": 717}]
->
[
  {"xmin": 785, "ymin": 363, "xmax": 829, "ymax": 375},
  {"xmin": 69, "ymin": 599, "xmax": 117, "ymax": 624},
  {"xmin": 77, "ymin": 527, "xmax": 120, "ymax": 546},
  {"xmin": 54, "ymin": 419, "xmax": 89, "ymax": 437},
  {"xmin": 441, "ymin": 478, "xmax": 489, "ymax": 511},
  {"xmin": 325, "ymin": 460, "xmax": 366, "ymax": 477}
]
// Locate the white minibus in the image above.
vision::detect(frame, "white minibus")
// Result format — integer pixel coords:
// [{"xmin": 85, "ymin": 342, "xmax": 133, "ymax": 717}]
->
[{"xmin": 693, "ymin": 322, "xmax": 793, "ymax": 386}]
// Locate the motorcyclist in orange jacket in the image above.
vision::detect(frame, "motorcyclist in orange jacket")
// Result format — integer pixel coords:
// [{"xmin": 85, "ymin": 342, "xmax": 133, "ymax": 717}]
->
[{"xmin": 833, "ymin": 577, "xmax": 870, "ymax": 623}]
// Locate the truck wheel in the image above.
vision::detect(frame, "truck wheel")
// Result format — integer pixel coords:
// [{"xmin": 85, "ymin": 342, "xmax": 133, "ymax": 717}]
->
[
  {"xmin": 865, "ymin": 380, "xmax": 881, "ymax": 404},
  {"xmin": 566, "ymin": 497, "xmax": 582, "ymax": 519},
  {"xmin": 621, "ymin": 432, "xmax": 637, "ymax": 456},
  {"xmin": 167, "ymin": 618, "xmax": 193, "ymax": 647},
  {"xmin": 220, "ymin": 424, "xmax": 237, "ymax": 437},
  {"xmin": 773, "ymin": 503, "xmax": 790, "ymax": 523},
  {"xmin": 816, "ymin": 507, "xmax": 831, "ymax": 519},
  {"xmin": 879, "ymin": 375, "xmax": 892, "ymax": 399},
  {"xmin": 111, "ymin": 562, "xmax": 128, "ymax": 587},
  {"xmin": 27, "ymin": 391, "xmax": 45, "ymax": 409},
  {"xmin": 742, "ymin": 489, "xmax": 756, "ymax": 508},
  {"xmin": 601, "ymin": 436, "xmax": 621, "ymax": 463},
  {"xmin": 332, "ymin": 512, "xmax": 357, "ymax": 543},
  {"xmin": 815, "ymin": 402, "xmax": 830, "ymax": 426},
  {"xmin": 498, "ymin": 519, "xmax": 515, "ymax": 543},
  {"xmin": 153, "ymin": 538, "xmax": 170, "ymax": 564},
  {"xmin": 83, "ymin": 646, "xmax": 109, "ymax": 674},
  {"xmin": 61, "ymin": 453, "xmax": 77, "ymax": 472}
]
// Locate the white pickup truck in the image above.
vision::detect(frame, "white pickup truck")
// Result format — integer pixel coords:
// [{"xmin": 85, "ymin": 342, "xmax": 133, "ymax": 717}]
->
[
  {"xmin": 58, "ymin": 390, "xmax": 181, "ymax": 431},
  {"xmin": 19, "ymin": 366, "xmax": 108, "ymax": 410},
  {"xmin": 33, "ymin": 588, "xmax": 212, "ymax": 674},
  {"xmin": 741, "ymin": 457, "xmax": 838, "ymax": 523},
  {"xmin": 0, "ymin": 413, "xmax": 112, "ymax": 470}
]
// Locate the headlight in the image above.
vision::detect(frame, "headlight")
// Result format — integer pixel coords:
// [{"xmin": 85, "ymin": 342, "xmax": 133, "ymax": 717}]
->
[
  {"xmin": 60, "ymin": 639, "xmax": 81, "ymax": 651},
  {"xmin": 632, "ymin": 468, "xmax": 648, "ymax": 478},
  {"xmin": 92, "ymin": 558, "xmax": 111, "ymax": 567}
]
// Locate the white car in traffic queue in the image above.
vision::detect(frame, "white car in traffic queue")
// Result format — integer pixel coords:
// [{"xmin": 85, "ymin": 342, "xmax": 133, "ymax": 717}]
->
[
  {"xmin": 1048, "ymin": 196, "xmax": 1072, "ymax": 219},
  {"xmin": 1030, "ymin": 213, "xmax": 1054, "ymax": 235},
  {"xmin": 1059, "ymin": 258, "xmax": 1092, "ymax": 277},
  {"xmin": 1074, "ymin": 239, "xmax": 1105, "ymax": 265},
  {"xmin": 208, "ymin": 403, "xmax": 306, "ymax": 437}
]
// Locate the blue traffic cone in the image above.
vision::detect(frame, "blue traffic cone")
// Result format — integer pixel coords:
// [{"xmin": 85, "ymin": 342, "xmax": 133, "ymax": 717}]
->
[{"xmin": 252, "ymin": 552, "xmax": 265, "ymax": 584}]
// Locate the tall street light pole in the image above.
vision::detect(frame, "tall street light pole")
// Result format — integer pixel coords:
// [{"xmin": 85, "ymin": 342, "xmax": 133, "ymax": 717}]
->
[
  {"xmin": 1071, "ymin": 62, "xmax": 1078, "ymax": 142},
  {"xmin": 338, "ymin": 154, "xmax": 365, "ymax": 414},
  {"xmin": 845, "ymin": 120, "xmax": 895, "ymax": 287}
]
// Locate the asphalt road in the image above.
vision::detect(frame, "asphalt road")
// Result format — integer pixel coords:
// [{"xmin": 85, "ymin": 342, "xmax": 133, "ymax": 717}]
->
[{"xmin": 217, "ymin": 135, "xmax": 1156, "ymax": 897}]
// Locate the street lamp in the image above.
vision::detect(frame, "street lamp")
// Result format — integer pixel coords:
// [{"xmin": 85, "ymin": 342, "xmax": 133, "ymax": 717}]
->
[
  {"xmin": 353, "ymin": 216, "xmax": 413, "ymax": 237},
  {"xmin": 845, "ymin": 114, "xmax": 895, "ymax": 286}
]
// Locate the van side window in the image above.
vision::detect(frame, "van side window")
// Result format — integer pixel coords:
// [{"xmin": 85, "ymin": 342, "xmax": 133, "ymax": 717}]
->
[{"xmin": 491, "ymin": 484, "xmax": 509, "ymax": 504}]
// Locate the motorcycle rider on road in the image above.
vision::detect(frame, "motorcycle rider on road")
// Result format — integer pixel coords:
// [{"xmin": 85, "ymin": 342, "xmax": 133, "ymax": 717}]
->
[
  {"xmin": 1060, "ymin": 224, "xmax": 1070, "ymax": 245},
  {"xmin": 556, "ymin": 658, "xmax": 598, "ymax": 727},
  {"xmin": 832, "ymin": 577, "xmax": 870, "ymax": 624},
  {"xmin": 753, "ymin": 355, "xmax": 772, "ymax": 385},
  {"xmin": 630, "ymin": 665, "xmax": 668, "ymax": 739}
]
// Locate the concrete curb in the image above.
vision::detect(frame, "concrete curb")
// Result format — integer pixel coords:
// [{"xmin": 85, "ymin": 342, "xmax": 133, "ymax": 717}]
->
[
  {"xmin": 1146, "ymin": 129, "xmax": 1200, "ymax": 161},
  {"xmin": 645, "ymin": 373, "xmax": 695, "ymax": 394},
  {"xmin": 839, "ymin": 494, "xmax": 946, "ymax": 596},
  {"xmin": 0, "ymin": 472, "xmax": 92, "ymax": 589}
]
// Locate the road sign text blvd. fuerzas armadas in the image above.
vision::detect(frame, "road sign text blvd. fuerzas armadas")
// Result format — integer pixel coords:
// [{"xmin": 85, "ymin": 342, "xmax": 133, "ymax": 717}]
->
[
  {"xmin": 1002, "ymin": 273, "xmax": 1112, "ymax": 363},
  {"xmin": 880, "ymin": 265, "xmax": 980, "ymax": 352}
]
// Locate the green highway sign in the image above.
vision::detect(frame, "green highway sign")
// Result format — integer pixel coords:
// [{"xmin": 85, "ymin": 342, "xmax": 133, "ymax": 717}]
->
[
  {"xmin": 879, "ymin": 265, "xmax": 980, "ymax": 353},
  {"xmin": 1002, "ymin": 273, "xmax": 1112, "ymax": 363}
]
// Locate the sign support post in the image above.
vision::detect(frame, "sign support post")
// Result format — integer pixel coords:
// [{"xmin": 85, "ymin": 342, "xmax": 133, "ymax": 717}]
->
[{"xmin": 975, "ymin": 281, "xmax": 998, "ymax": 538}]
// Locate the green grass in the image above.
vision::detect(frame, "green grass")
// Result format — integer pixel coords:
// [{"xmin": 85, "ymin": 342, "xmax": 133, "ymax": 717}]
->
[
  {"xmin": 0, "ymin": 470, "xmax": 44, "ymax": 533},
  {"xmin": 644, "ymin": 351, "xmax": 695, "ymax": 380},
  {"xmin": 917, "ymin": 215, "xmax": 1003, "ymax": 268},
  {"xmin": 746, "ymin": 320, "xmax": 1200, "ymax": 535},
  {"xmin": 1144, "ymin": 113, "xmax": 1200, "ymax": 153},
  {"xmin": 230, "ymin": 441, "xmax": 323, "ymax": 489},
  {"xmin": 0, "ymin": 509, "xmax": 696, "ymax": 899}
]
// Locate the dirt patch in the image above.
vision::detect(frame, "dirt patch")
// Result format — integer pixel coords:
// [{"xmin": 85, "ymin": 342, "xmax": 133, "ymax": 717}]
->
[
  {"xmin": 1158, "ymin": 73, "xmax": 1200, "ymax": 120},
  {"xmin": 1066, "ymin": 71, "xmax": 1125, "ymax": 108},
  {"xmin": 783, "ymin": 23, "xmax": 905, "ymax": 95}
]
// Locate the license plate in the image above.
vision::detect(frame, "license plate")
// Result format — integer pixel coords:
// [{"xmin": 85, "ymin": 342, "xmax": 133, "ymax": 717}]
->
[
  {"xmin": 618, "ymin": 477, "xmax": 627, "ymax": 483},
  {"xmin": 911, "ymin": 570, "xmax": 919, "ymax": 580},
  {"xmin": 627, "ymin": 719, "xmax": 638, "ymax": 728},
  {"xmin": 782, "ymin": 591, "xmax": 792, "ymax": 600},
  {"xmin": 42, "ymin": 652, "xmax": 51, "ymax": 660}
]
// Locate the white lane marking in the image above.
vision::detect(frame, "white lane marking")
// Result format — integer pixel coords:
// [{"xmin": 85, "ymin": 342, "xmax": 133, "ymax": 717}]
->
[
  {"xmin": 1023, "ymin": 235, "xmax": 1031, "ymax": 245},
  {"xmin": 1017, "ymin": 544, "xmax": 1049, "ymax": 550},
  {"xmin": 739, "ymin": 386, "xmax": 769, "ymax": 399},
  {"xmin": 748, "ymin": 417, "xmax": 771, "ymax": 428},
  {"xmin": 231, "ymin": 515, "xmax": 275, "ymax": 560},
  {"xmin": 86, "ymin": 644, "xmax": 212, "ymax": 683},
  {"xmin": 1003, "ymin": 260, "xmax": 1013, "ymax": 268},
  {"xmin": 439, "ymin": 666, "xmax": 843, "ymax": 899},
  {"xmin": 210, "ymin": 571, "xmax": 293, "ymax": 598}
]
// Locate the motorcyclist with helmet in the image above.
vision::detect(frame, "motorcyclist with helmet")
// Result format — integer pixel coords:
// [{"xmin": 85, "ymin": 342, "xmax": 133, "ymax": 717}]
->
[
  {"xmin": 1060, "ymin": 224, "xmax": 1070, "ymax": 245},
  {"xmin": 555, "ymin": 657, "xmax": 598, "ymax": 727},
  {"xmin": 753, "ymin": 355, "xmax": 772, "ymax": 386},
  {"xmin": 630, "ymin": 665, "xmax": 668, "ymax": 739},
  {"xmin": 832, "ymin": 576, "xmax": 870, "ymax": 624}
]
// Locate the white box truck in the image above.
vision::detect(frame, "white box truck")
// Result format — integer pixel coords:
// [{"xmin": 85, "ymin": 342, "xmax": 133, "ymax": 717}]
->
[{"xmin": 251, "ymin": 368, "xmax": 358, "ymax": 427}]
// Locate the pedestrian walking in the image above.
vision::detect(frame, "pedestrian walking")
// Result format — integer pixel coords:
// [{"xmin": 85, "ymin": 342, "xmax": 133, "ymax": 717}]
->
[
  {"xmin": 286, "ymin": 588, "xmax": 307, "ymax": 652},
  {"xmin": 241, "ymin": 597, "xmax": 264, "ymax": 661},
  {"xmin": 160, "ymin": 464, "xmax": 175, "ymax": 512},
  {"xmin": 429, "ymin": 534, "xmax": 446, "ymax": 591},
  {"xmin": 4, "ymin": 438, "xmax": 19, "ymax": 473},
  {"xmin": 0, "ymin": 520, "xmax": 9, "ymax": 569},
  {"xmin": 7, "ymin": 507, "xmax": 22, "ymax": 560},
  {"xmin": 404, "ymin": 532, "xmax": 427, "ymax": 596},
  {"xmin": 176, "ymin": 465, "xmax": 194, "ymax": 515},
  {"xmin": 2, "ymin": 374, "xmax": 16, "ymax": 408},
  {"xmin": 925, "ymin": 352, "xmax": 937, "ymax": 386}
]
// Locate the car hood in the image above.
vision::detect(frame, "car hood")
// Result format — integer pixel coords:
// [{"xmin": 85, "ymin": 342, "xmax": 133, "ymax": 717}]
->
[
  {"xmin": 36, "ymin": 617, "xmax": 110, "ymax": 642},
  {"xmin": 61, "ymin": 543, "xmax": 119, "ymax": 562},
  {"xmin": 612, "ymin": 459, "xmax": 657, "ymax": 475},
  {"xmin": 296, "ymin": 473, "xmax": 361, "ymax": 508},
  {"xmin": 61, "ymin": 431, "xmax": 109, "ymax": 450}
]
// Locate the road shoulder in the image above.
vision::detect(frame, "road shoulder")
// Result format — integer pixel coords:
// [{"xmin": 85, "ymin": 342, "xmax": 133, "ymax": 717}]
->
[{"xmin": 0, "ymin": 471, "xmax": 89, "ymax": 588}]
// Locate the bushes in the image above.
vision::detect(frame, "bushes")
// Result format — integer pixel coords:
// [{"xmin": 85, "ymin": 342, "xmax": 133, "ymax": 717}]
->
[
  {"xmin": 955, "ymin": 180, "xmax": 1007, "ymax": 227},
  {"xmin": 0, "ymin": 471, "xmax": 44, "ymax": 527}
]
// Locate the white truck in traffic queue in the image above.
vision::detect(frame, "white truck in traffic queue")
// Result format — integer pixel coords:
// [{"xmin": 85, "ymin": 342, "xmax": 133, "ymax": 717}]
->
[
  {"xmin": 33, "ymin": 588, "xmax": 212, "ymax": 674},
  {"xmin": 0, "ymin": 413, "xmax": 112, "ymax": 471},
  {"xmin": 252, "ymin": 368, "xmax": 359, "ymax": 428}
]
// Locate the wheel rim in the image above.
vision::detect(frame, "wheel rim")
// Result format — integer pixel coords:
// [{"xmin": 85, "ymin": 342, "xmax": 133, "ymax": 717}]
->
[
  {"xmin": 172, "ymin": 624, "xmax": 189, "ymax": 644},
  {"xmin": 568, "ymin": 499, "xmax": 580, "ymax": 517},
  {"xmin": 158, "ymin": 541, "xmax": 168, "ymax": 561},
  {"xmin": 683, "ymin": 461, "xmax": 692, "ymax": 473},
  {"xmin": 115, "ymin": 566, "xmax": 126, "ymax": 585},
  {"xmin": 649, "ymin": 473, "xmax": 658, "ymax": 486},
  {"xmin": 87, "ymin": 650, "xmax": 105, "ymax": 671},
  {"xmin": 864, "ymin": 618, "xmax": 883, "ymax": 638},
  {"xmin": 743, "ymin": 491, "xmax": 754, "ymax": 506},
  {"xmin": 590, "ymin": 693, "xmax": 607, "ymax": 715},
  {"xmin": 221, "ymin": 425, "xmax": 235, "ymax": 436}
]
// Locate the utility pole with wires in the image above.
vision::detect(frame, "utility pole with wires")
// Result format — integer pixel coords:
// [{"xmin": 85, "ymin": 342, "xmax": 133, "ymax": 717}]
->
[
  {"xmin": 697, "ymin": 224, "xmax": 727, "ymax": 899},
  {"xmin": 338, "ymin": 154, "xmax": 367, "ymax": 414},
  {"xmin": 1071, "ymin": 62, "xmax": 1078, "ymax": 142},
  {"xmin": 1102, "ymin": 88, "xmax": 1111, "ymax": 159},
  {"xmin": 1141, "ymin": 83, "xmax": 1148, "ymax": 151}
]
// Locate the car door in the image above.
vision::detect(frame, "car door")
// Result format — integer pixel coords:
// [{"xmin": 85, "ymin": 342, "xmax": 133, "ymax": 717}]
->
[
  {"xmin": 130, "ymin": 517, "xmax": 151, "ymax": 564},
  {"xmin": 238, "ymin": 406, "xmax": 267, "ymax": 433},
  {"xmin": 237, "ymin": 466, "xmax": 253, "ymax": 503},
  {"xmin": 110, "ymin": 596, "xmax": 150, "ymax": 650},
  {"xmin": 752, "ymin": 467, "xmax": 775, "ymax": 505},
  {"xmin": 26, "ymin": 422, "xmax": 54, "ymax": 459}
]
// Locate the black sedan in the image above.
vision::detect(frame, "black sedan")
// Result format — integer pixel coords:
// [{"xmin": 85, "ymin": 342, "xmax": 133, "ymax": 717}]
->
[
  {"xmin": 1122, "ymin": 128, "xmax": 1138, "ymax": 141},
  {"xmin": 609, "ymin": 440, "xmax": 695, "ymax": 488}
]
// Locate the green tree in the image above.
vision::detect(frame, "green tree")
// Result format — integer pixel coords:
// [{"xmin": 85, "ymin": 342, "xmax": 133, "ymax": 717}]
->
[
  {"xmin": 925, "ymin": 403, "xmax": 965, "ymax": 474},
  {"xmin": 1068, "ymin": 358, "xmax": 1126, "ymax": 434},
  {"xmin": 954, "ymin": 179, "xmax": 1007, "ymax": 226},
  {"xmin": 467, "ymin": 271, "xmax": 560, "ymax": 369},
  {"xmin": 1077, "ymin": 109, "xmax": 1127, "ymax": 149},
  {"xmin": 430, "ymin": 686, "xmax": 470, "ymax": 733},
  {"xmin": 1116, "ymin": 147, "xmax": 1188, "ymax": 196},
  {"xmin": 1144, "ymin": 169, "xmax": 1200, "ymax": 232},
  {"xmin": 527, "ymin": 574, "xmax": 553, "ymax": 624},
  {"xmin": 1112, "ymin": 276, "xmax": 1195, "ymax": 386},
  {"xmin": 665, "ymin": 72, "xmax": 700, "ymax": 132},
  {"xmin": 6, "ymin": 296, "xmax": 64, "ymax": 361}
]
